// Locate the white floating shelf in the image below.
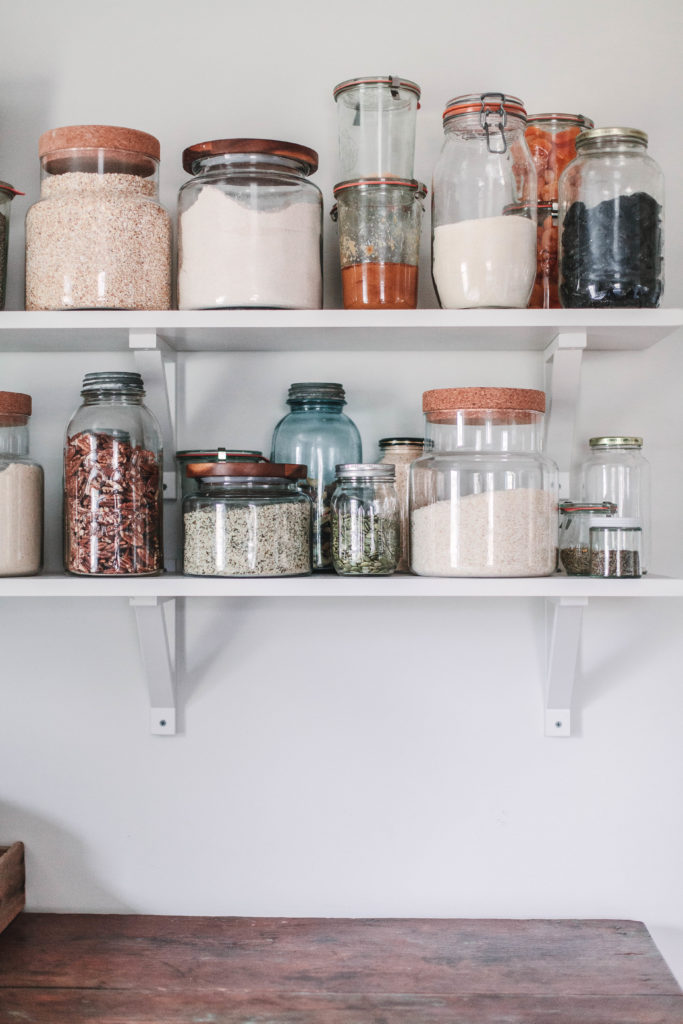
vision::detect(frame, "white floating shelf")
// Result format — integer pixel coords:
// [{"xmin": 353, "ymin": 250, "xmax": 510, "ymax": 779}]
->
[{"xmin": 0, "ymin": 308, "xmax": 681, "ymax": 352}]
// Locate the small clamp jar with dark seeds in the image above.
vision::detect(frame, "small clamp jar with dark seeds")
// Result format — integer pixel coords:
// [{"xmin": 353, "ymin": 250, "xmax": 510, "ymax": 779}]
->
[{"xmin": 330, "ymin": 464, "xmax": 399, "ymax": 576}]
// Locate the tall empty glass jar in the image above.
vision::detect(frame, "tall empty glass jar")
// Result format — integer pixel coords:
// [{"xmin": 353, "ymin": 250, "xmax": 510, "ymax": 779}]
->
[
  {"xmin": 26, "ymin": 125, "xmax": 171, "ymax": 310},
  {"xmin": 178, "ymin": 139, "xmax": 322, "ymax": 310},
  {"xmin": 64, "ymin": 372, "xmax": 163, "ymax": 576},
  {"xmin": 378, "ymin": 437, "xmax": 424, "ymax": 572},
  {"xmin": 432, "ymin": 93, "xmax": 537, "ymax": 308},
  {"xmin": 333, "ymin": 76, "xmax": 421, "ymax": 180},
  {"xmin": 332, "ymin": 178, "xmax": 426, "ymax": 309},
  {"xmin": 410, "ymin": 388, "xmax": 558, "ymax": 577},
  {"xmin": 270, "ymin": 382, "xmax": 362, "ymax": 571},
  {"xmin": 0, "ymin": 391, "xmax": 43, "ymax": 577},
  {"xmin": 0, "ymin": 183, "xmax": 23, "ymax": 310}
]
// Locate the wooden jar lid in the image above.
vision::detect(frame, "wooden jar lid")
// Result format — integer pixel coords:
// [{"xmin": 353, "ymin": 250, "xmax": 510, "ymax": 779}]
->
[
  {"xmin": 186, "ymin": 461, "xmax": 307, "ymax": 480},
  {"xmin": 0, "ymin": 391, "xmax": 32, "ymax": 415},
  {"xmin": 423, "ymin": 387, "xmax": 546, "ymax": 413},
  {"xmin": 39, "ymin": 125, "xmax": 161, "ymax": 161},
  {"xmin": 182, "ymin": 138, "xmax": 318, "ymax": 175}
]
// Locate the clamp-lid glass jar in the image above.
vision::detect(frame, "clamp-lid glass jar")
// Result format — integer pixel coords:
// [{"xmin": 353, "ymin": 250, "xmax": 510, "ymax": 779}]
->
[
  {"xmin": 432, "ymin": 93, "xmax": 537, "ymax": 308},
  {"xmin": 410, "ymin": 387, "xmax": 558, "ymax": 577},
  {"xmin": 183, "ymin": 461, "xmax": 312, "ymax": 577},
  {"xmin": 178, "ymin": 139, "xmax": 323, "ymax": 310},
  {"xmin": 0, "ymin": 391, "xmax": 43, "ymax": 577},
  {"xmin": 377, "ymin": 437, "xmax": 425, "ymax": 572},
  {"xmin": 559, "ymin": 127, "xmax": 664, "ymax": 307},
  {"xmin": 333, "ymin": 76, "xmax": 421, "ymax": 180},
  {"xmin": 331, "ymin": 463, "xmax": 399, "ymax": 576},
  {"xmin": 64, "ymin": 371, "xmax": 163, "ymax": 576},
  {"xmin": 559, "ymin": 500, "xmax": 617, "ymax": 575},
  {"xmin": 331, "ymin": 178, "xmax": 426, "ymax": 309},
  {"xmin": 0, "ymin": 183, "xmax": 23, "ymax": 310},
  {"xmin": 25, "ymin": 125, "xmax": 171, "ymax": 311}
]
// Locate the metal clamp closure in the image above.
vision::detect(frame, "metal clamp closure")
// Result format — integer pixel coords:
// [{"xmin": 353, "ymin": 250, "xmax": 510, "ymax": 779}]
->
[
  {"xmin": 390, "ymin": 75, "xmax": 401, "ymax": 99},
  {"xmin": 480, "ymin": 92, "xmax": 508, "ymax": 154}
]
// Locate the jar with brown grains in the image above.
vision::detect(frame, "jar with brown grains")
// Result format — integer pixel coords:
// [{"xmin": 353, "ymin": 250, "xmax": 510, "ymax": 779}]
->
[
  {"xmin": 25, "ymin": 125, "xmax": 172, "ymax": 310},
  {"xmin": 64, "ymin": 372, "xmax": 163, "ymax": 576}
]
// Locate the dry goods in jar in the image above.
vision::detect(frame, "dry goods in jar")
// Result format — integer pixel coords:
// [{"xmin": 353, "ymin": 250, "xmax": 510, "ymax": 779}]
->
[
  {"xmin": 183, "ymin": 502, "xmax": 310, "ymax": 577},
  {"xmin": 0, "ymin": 463, "xmax": 43, "ymax": 576}
]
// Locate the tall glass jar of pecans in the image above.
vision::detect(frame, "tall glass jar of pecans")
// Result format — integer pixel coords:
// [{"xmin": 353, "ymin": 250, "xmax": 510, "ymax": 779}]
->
[
  {"xmin": 64, "ymin": 372, "xmax": 163, "ymax": 576},
  {"xmin": 26, "ymin": 125, "xmax": 172, "ymax": 310}
]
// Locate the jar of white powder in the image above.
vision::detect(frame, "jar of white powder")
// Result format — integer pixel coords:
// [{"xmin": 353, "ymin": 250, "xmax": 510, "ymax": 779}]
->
[
  {"xmin": 0, "ymin": 391, "xmax": 43, "ymax": 577},
  {"xmin": 432, "ymin": 93, "xmax": 537, "ymax": 308},
  {"xmin": 410, "ymin": 388, "xmax": 558, "ymax": 577},
  {"xmin": 178, "ymin": 139, "xmax": 323, "ymax": 310},
  {"xmin": 26, "ymin": 125, "xmax": 172, "ymax": 310}
]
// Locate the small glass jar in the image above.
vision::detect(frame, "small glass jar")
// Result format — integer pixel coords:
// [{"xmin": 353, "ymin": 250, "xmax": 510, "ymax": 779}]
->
[
  {"xmin": 183, "ymin": 462, "xmax": 311, "ymax": 578},
  {"xmin": 331, "ymin": 464, "xmax": 399, "ymax": 576},
  {"xmin": 589, "ymin": 517, "xmax": 642, "ymax": 578},
  {"xmin": 178, "ymin": 139, "xmax": 323, "ymax": 310},
  {"xmin": 64, "ymin": 371, "xmax": 163, "ymax": 576},
  {"xmin": 0, "ymin": 182, "xmax": 23, "ymax": 310},
  {"xmin": 526, "ymin": 113, "xmax": 594, "ymax": 204},
  {"xmin": 432, "ymin": 93, "xmax": 537, "ymax": 309},
  {"xmin": 377, "ymin": 437, "xmax": 424, "ymax": 572},
  {"xmin": 175, "ymin": 449, "xmax": 265, "ymax": 505},
  {"xmin": 0, "ymin": 391, "xmax": 43, "ymax": 577},
  {"xmin": 558, "ymin": 501, "xmax": 617, "ymax": 575},
  {"xmin": 270, "ymin": 382, "xmax": 362, "ymax": 572},
  {"xmin": 25, "ymin": 125, "xmax": 172, "ymax": 311},
  {"xmin": 579, "ymin": 436, "xmax": 651, "ymax": 573},
  {"xmin": 410, "ymin": 387, "xmax": 558, "ymax": 577},
  {"xmin": 333, "ymin": 76, "xmax": 421, "ymax": 180},
  {"xmin": 559, "ymin": 127, "xmax": 664, "ymax": 307},
  {"xmin": 331, "ymin": 178, "xmax": 426, "ymax": 309}
]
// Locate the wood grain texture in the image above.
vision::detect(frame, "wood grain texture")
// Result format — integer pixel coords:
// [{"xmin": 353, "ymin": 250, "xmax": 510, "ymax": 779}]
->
[
  {"xmin": 0, "ymin": 843, "xmax": 25, "ymax": 935},
  {"xmin": 0, "ymin": 915, "xmax": 680, "ymax": 1024}
]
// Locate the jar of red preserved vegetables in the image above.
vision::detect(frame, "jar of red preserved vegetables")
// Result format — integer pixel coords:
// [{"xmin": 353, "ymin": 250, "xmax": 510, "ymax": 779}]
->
[{"xmin": 526, "ymin": 113, "xmax": 593, "ymax": 308}]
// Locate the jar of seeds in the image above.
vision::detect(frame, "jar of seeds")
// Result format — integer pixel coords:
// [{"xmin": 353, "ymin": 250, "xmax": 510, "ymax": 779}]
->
[
  {"xmin": 589, "ymin": 517, "xmax": 642, "ymax": 578},
  {"xmin": 559, "ymin": 501, "xmax": 617, "ymax": 575},
  {"xmin": 183, "ymin": 461, "xmax": 312, "ymax": 578},
  {"xmin": 26, "ymin": 125, "xmax": 172, "ymax": 310},
  {"xmin": 330, "ymin": 464, "xmax": 399, "ymax": 576}
]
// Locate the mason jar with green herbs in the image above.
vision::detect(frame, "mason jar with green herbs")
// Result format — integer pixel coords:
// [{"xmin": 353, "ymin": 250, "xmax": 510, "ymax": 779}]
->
[{"xmin": 330, "ymin": 463, "xmax": 399, "ymax": 576}]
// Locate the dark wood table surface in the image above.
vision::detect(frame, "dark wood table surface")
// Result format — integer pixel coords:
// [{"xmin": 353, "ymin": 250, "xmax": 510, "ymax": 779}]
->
[{"xmin": 0, "ymin": 914, "xmax": 681, "ymax": 1023}]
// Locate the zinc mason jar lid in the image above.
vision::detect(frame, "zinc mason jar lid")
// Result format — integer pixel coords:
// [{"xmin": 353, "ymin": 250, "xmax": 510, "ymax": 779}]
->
[
  {"xmin": 526, "ymin": 113, "xmax": 594, "ymax": 129},
  {"xmin": 333, "ymin": 76, "xmax": 421, "ymax": 101},
  {"xmin": 423, "ymin": 387, "xmax": 546, "ymax": 413},
  {"xmin": 336, "ymin": 463, "xmax": 396, "ymax": 481},
  {"xmin": 182, "ymin": 138, "xmax": 319, "ymax": 176},
  {"xmin": 589, "ymin": 436, "xmax": 643, "ymax": 448},
  {"xmin": 287, "ymin": 382, "xmax": 346, "ymax": 403},
  {"xmin": 39, "ymin": 125, "xmax": 161, "ymax": 176},
  {"xmin": 80, "ymin": 371, "xmax": 145, "ymax": 396},
  {"xmin": 185, "ymin": 461, "xmax": 308, "ymax": 481},
  {"xmin": 575, "ymin": 127, "xmax": 648, "ymax": 151},
  {"xmin": 442, "ymin": 92, "xmax": 527, "ymax": 126}
]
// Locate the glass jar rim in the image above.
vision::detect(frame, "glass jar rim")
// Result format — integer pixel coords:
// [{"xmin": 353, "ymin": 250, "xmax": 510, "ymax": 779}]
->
[
  {"xmin": 526, "ymin": 113, "xmax": 594, "ymax": 128},
  {"xmin": 333, "ymin": 177, "xmax": 427, "ymax": 197},
  {"xmin": 333, "ymin": 75, "xmax": 421, "ymax": 100},
  {"xmin": 182, "ymin": 138, "xmax": 318, "ymax": 176},
  {"xmin": 443, "ymin": 92, "xmax": 527, "ymax": 126}
]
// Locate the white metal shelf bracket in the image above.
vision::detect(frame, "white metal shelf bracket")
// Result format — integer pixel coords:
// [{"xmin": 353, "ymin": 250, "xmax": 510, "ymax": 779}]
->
[
  {"xmin": 544, "ymin": 331, "xmax": 587, "ymax": 500},
  {"xmin": 130, "ymin": 596, "xmax": 177, "ymax": 735},
  {"xmin": 129, "ymin": 330, "xmax": 177, "ymax": 501},
  {"xmin": 545, "ymin": 596, "xmax": 587, "ymax": 737}
]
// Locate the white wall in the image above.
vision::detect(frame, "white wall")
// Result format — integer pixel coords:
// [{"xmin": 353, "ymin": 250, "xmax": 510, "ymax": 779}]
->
[{"xmin": 1, "ymin": 0, "xmax": 683, "ymax": 988}]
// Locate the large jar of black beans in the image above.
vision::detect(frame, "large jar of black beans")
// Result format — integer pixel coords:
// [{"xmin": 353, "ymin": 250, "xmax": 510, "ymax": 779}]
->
[{"xmin": 558, "ymin": 127, "xmax": 663, "ymax": 307}]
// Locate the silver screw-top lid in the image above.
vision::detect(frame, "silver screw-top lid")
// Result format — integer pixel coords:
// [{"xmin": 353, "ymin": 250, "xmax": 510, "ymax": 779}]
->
[
  {"xmin": 576, "ymin": 127, "xmax": 648, "ymax": 151},
  {"xmin": 80, "ymin": 371, "xmax": 145, "ymax": 395},
  {"xmin": 336, "ymin": 463, "xmax": 396, "ymax": 481},
  {"xmin": 287, "ymin": 382, "xmax": 346, "ymax": 403},
  {"xmin": 378, "ymin": 437, "xmax": 424, "ymax": 449}
]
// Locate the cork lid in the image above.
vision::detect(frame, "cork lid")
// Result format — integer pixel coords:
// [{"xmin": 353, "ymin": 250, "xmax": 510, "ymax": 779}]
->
[
  {"xmin": 182, "ymin": 138, "xmax": 319, "ymax": 175},
  {"xmin": 0, "ymin": 391, "xmax": 32, "ymax": 415},
  {"xmin": 39, "ymin": 125, "xmax": 161, "ymax": 160},
  {"xmin": 423, "ymin": 387, "xmax": 546, "ymax": 413}
]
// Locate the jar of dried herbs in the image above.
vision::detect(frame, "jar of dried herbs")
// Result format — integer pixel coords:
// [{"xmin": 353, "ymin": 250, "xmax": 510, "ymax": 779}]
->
[{"xmin": 330, "ymin": 464, "xmax": 399, "ymax": 576}]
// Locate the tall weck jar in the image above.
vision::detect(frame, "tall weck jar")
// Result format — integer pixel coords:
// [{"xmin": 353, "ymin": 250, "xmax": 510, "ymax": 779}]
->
[
  {"xmin": 270, "ymin": 382, "xmax": 362, "ymax": 571},
  {"xmin": 0, "ymin": 391, "xmax": 43, "ymax": 577},
  {"xmin": 432, "ymin": 93, "xmax": 537, "ymax": 308},
  {"xmin": 178, "ymin": 139, "xmax": 323, "ymax": 310},
  {"xmin": 25, "ymin": 125, "xmax": 172, "ymax": 310},
  {"xmin": 410, "ymin": 388, "xmax": 558, "ymax": 577},
  {"xmin": 64, "ymin": 372, "xmax": 163, "ymax": 576}
]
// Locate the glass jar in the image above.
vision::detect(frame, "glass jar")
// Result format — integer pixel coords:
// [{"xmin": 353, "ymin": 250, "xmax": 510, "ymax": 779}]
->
[
  {"xmin": 589, "ymin": 518, "xmax": 642, "ymax": 578},
  {"xmin": 176, "ymin": 449, "xmax": 265, "ymax": 505},
  {"xmin": 333, "ymin": 76, "xmax": 421, "ymax": 180},
  {"xmin": 270, "ymin": 382, "xmax": 362, "ymax": 572},
  {"xmin": 377, "ymin": 437, "xmax": 424, "ymax": 572},
  {"xmin": 410, "ymin": 387, "xmax": 558, "ymax": 577},
  {"xmin": 558, "ymin": 500, "xmax": 617, "ymax": 575},
  {"xmin": 529, "ymin": 202, "xmax": 559, "ymax": 309},
  {"xmin": 579, "ymin": 436, "xmax": 651, "ymax": 573},
  {"xmin": 0, "ymin": 391, "xmax": 43, "ymax": 577},
  {"xmin": 558, "ymin": 127, "xmax": 664, "ymax": 307},
  {"xmin": 25, "ymin": 125, "xmax": 171, "ymax": 311},
  {"xmin": 331, "ymin": 178, "xmax": 426, "ymax": 309},
  {"xmin": 526, "ymin": 114, "xmax": 594, "ymax": 204},
  {"xmin": 64, "ymin": 371, "xmax": 163, "ymax": 576},
  {"xmin": 178, "ymin": 139, "xmax": 323, "ymax": 310},
  {"xmin": 0, "ymin": 182, "xmax": 23, "ymax": 310},
  {"xmin": 183, "ymin": 462, "xmax": 311, "ymax": 578},
  {"xmin": 331, "ymin": 464, "xmax": 399, "ymax": 576},
  {"xmin": 432, "ymin": 93, "xmax": 537, "ymax": 309}
]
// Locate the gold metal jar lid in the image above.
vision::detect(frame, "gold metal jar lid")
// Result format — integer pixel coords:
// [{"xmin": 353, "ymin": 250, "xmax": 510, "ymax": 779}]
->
[
  {"xmin": 575, "ymin": 127, "xmax": 648, "ymax": 150},
  {"xmin": 589, "ymin": 436, "xmax": 643, "ymax": 448}
]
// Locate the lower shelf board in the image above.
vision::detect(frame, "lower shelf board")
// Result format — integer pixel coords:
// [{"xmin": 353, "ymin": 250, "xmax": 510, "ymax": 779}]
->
[{"xmin": 0, "ymin": 915, "xmax": 680, "ymax": 1023}]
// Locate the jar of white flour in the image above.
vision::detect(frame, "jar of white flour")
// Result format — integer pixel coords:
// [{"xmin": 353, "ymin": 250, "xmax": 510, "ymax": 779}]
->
[
  {"xmin": 432, "ymin": 93, "xmax": 537, "ymax": 308},
  {"xmin": 178, "ymin": 138, "xmax": 323, "ymax": 309},
  {"xmin": 0, "ymin": 391, "xmax": 43, "ymax": 577}
]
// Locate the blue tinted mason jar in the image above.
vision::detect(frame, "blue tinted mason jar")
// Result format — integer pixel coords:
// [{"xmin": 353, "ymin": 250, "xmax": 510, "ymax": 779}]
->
[{"xmin": 270, "ymin": 382, "xmax": 362, "ymax": 571}]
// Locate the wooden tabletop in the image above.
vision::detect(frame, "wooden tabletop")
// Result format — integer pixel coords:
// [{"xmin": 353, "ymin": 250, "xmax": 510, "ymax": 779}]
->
[{"xmin": 0, "ymin": 914, "xmax": 681, "ymax": 1023}]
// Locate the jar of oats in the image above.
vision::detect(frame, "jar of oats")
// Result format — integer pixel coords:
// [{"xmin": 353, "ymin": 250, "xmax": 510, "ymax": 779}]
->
[{"xmin": 26, "ymin": 125, "xmax": 172, "ymax": 310}]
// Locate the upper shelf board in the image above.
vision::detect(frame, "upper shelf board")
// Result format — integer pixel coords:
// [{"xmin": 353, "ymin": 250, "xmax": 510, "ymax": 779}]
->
[{"xmin": 0, "ymin": 309, "xmax": 681, "ymax": 352}]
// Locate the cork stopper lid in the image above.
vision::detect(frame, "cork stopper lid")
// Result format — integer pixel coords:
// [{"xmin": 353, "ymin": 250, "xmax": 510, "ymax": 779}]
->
[
  {"xmin": 0, "ymin": 391, "xmax": 32, "ymax": 415},
  {"xmin": 39, "ymin": 125, "xmax": 161, "ymax": 176},
  {"xmin": 423, "ymin": 387, "xmax": 546, "ymax": 413}
]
